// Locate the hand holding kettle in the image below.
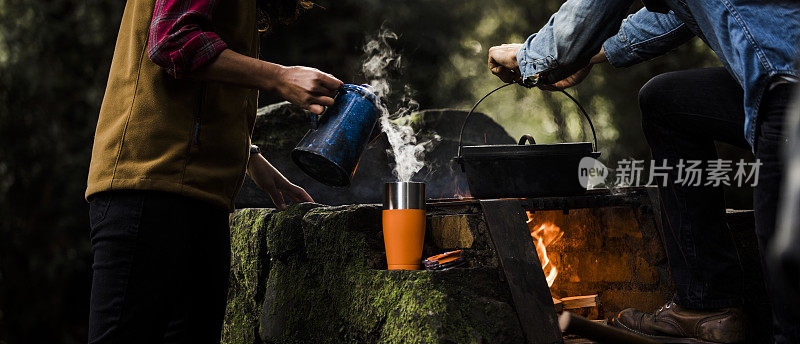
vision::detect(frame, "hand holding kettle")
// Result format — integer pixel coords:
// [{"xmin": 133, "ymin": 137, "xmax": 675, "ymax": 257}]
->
[
  {"xmin": 194, "ymin": 49, "xmax": 343, "ymax": 114},
  {"xmin": 273, "ymin": 66, "xmax": 344, "ymax": 114}
]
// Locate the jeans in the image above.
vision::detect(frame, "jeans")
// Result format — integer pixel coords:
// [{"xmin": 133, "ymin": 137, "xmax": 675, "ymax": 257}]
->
[
  {"xmin": 639, "ymin": 67, "xmax": 798, "ymax": 342},
  {"xmin": 87, "ymin": 190, "xmax": 231, "ymax": 344}
]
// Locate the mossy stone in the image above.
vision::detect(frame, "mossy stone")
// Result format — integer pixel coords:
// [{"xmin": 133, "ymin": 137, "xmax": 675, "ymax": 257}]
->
[
  {"xmin": 222, "ymin": 208, "xmax": 275, "ymax": 344},
  {"xmin": 224, "ymin": 204, "xmax": 523, "ymax": 344}
]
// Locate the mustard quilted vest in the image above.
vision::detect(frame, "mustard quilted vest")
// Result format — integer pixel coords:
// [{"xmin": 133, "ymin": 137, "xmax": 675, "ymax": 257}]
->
[{"xmin": 86, "ymin": 0, "xmax": 259, "ymax": 210}]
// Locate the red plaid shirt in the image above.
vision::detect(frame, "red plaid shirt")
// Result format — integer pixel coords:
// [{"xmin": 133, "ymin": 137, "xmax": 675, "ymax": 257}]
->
[{"xmin": 147, "ymin": 0, "xmax": 228, "ymax": 78}]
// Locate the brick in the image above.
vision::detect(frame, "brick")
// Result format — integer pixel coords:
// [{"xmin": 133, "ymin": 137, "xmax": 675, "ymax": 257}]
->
[{"xmin": 428, "ymin": 215, "xmax": 475, "ymax": 249}]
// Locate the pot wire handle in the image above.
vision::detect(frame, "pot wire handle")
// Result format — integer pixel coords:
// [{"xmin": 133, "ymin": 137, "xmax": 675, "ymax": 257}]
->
[
  {"xmin": 554, "ymin": 86, "xmax": 598, "ymax": 152},
  {"xmin": 456, "ymin": 82, "xmax": 515, "ymax": 158},
  {"xmin": 456, "ymin": 82, "xmax": 598, "ymax": 156}
]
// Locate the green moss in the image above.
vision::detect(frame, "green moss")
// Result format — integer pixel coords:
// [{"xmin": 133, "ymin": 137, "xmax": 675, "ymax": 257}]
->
[
  {"xmin": 222, "ymin": 208, "xmax": 274, "ymax": 344},
  {"xmin": 226, "ymin": 204, "xmax": 523, "ymax": 344},
  {"xmin": 265, "ymin": 203, "xmax": 322, "ymax": 259}
]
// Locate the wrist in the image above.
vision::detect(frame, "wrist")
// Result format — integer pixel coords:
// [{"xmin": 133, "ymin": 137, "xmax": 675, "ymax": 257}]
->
[
  {"xmin": 247, "ymin": 148, "xmax": 263, "ymax": 171},
  {"xmin": 259, "ymin": 62, "xmax": 286, "ymax": 92},
  {"xmin": 590, "ymin": 48, "xmax": 607, "ymax": 65}
]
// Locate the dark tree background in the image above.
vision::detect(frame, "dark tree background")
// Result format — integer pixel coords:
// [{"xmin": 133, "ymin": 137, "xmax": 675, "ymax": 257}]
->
[{"xmin": 0, "ymin": 0, "xmax": 751, "ymax": 342}]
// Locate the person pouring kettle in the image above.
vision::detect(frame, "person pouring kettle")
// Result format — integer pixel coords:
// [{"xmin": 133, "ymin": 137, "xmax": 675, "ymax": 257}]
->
[{"xmin": 84, "ymin": 0, "xmax": 340, "ymax": 342}]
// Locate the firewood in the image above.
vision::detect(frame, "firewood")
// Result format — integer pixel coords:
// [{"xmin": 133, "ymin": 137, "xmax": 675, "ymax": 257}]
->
[
  {"xmin": 560, "ymin": 295, "xmax": 598, "ymax": 309},
  {"xmin": 553, "ymin": 297, "xmax": 563, "ymax": 313}
]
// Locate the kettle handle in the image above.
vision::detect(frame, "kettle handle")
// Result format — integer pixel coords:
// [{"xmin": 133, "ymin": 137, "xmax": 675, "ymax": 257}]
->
[
  {"xmin": 307, "ymin": 86, "xmax": 346, "ymax": 130},
  {"xmin": 308, "ymin": 112, "xmax": 319, "ymax": 130}
]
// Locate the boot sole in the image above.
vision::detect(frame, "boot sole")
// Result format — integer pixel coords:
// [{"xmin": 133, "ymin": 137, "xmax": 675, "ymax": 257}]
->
[{"xmin": 610, "ymin": 319, "xmax": 722, "ymax": 343}]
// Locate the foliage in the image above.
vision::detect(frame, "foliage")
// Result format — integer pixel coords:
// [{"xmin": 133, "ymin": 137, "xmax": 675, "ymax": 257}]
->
[{"xmin": 0, "ymin": 0, "xmax": 124, "ymax": 342}]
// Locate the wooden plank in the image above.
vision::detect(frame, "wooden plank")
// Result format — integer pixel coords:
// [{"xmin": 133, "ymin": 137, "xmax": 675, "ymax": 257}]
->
[
  {"xmin": 560, "ymin": 295, "xmax": 598, "ymax": 310},
  {"xmin": 553, "ymin": 298, "xmax": 564, "ymax": 313},
  {"xmin": 480, "ymin": 199, "xmax": 563, "ymax": 344}
]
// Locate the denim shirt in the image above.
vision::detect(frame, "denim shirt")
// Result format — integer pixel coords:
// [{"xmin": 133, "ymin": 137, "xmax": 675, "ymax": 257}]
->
[{"xmin": 517, "ymin": 0, "xmax": 800, "ymax": 147}]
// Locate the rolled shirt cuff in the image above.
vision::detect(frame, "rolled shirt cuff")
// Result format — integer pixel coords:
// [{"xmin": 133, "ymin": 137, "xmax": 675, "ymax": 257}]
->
[
  {"xmin": 517, "ymin": 42, "xmax": 536, "ymax": 80},
  {"xmin": 517, "ymin": 39, "xmax": 560, "ymax": 86},
  {"xmin": 167, "ymin": 32, "xmax": 228, "ymax": 79},
  {"xmin": 602, "ymin": 32, "xmax": 640, "ymax": 68}
]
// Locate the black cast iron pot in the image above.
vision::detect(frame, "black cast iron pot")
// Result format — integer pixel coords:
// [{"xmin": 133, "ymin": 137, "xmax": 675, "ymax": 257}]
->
[{"xmin": 454, "ymin": 82, "xmax": 601, "ymax": 198}]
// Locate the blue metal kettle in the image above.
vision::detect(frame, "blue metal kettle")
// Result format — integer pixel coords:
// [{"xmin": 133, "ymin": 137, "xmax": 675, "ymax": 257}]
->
[{"xmin": 292, "ymin": 84, "xmax": 383, "ymax": 187}]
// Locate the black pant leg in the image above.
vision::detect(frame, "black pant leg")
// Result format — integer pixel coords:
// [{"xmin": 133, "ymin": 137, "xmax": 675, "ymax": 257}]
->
[
  {"xmin": 88, "ymin": 191, "xmax": 230, "ymax": 344},
  {"xmin": 88, "ymin": 191, "xmax": 154, "ymax": 344},
  {"xmin": 161, "ymin": 196, "xmax": 231, "ymax": 344},
  {"xmin": 753, "ymin": 84, "xmax": 799, "ymax": 343},
  {"xmin": 639, "ymin": 68, "xmax": 749, "ymax": 309}
]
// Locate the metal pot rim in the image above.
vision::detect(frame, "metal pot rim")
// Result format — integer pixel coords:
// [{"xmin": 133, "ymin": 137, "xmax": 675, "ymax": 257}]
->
[{"xmin": 461, "ymin": 142, "xmax": 594, "ymax": 157}]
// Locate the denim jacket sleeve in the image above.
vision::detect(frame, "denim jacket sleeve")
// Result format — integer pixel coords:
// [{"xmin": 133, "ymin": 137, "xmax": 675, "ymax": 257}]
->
[
  {"xmin": 516, "ymin": 0, "xmax": 633, "ymax": 86},
  {"xmin": 602, "ymin": 9, "xmax": 695, "ymax": 68}
]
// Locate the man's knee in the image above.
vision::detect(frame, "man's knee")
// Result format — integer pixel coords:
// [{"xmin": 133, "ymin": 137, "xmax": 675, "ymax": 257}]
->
[
  {"xmin": 639, "ymin": 73, "xmax": 677, "ymax": 114},
  {"xmin": 639, "ymin": 72, "xmax": 683, "ymax": 131}
]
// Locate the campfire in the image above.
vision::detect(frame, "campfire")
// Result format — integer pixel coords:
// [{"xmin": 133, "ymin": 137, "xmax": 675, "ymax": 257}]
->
[
  {"xmin": 527, "ymin": 212, "xmax": 599, "ymax": 318},
  {"xmin": 527, "ymin": 214, "xmax": 563, "ymax": 288}
]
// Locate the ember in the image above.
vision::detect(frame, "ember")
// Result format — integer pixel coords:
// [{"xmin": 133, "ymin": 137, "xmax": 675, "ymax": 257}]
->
[{"xmin": 527, "ymin": 212, "xmax": 563, "ymax": 288}]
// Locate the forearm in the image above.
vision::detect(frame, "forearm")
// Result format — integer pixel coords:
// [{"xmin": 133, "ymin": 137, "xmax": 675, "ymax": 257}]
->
[
  {"xmin": 189, "ymin": 48, "xmax": 341, "ymax": 114},
  {"xmin": 246, "ymin": 149, "xmax": 313, "ymax": 209},
  {"xmin": 247, "ymin": 152, "xmax": 278, "ymax": 187},
  {"xmin": 246, "ymin": 149, "xmax": 262, "ymax": 176},
  {"xmin": 192, "ymin": 49, "xmax": 283, "ymax": 92},
  {"xmin": 590, "ymin": 48, "xmax": 607, "ymax": 65},
  {"xmin": 517, "ymin": 0, "xmax": 633, "ymax": 85}
]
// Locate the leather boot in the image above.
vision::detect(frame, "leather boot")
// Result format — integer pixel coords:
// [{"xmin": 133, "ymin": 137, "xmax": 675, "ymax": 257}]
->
[{"xmin": 611, "ymin": 301, "xmax": 745, "ymax": 343}]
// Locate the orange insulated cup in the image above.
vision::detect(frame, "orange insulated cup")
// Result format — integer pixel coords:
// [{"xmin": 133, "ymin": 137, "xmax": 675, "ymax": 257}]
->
[{"xmin": 382, "ymin": 182, "xmax": 426, "ymax": 270}]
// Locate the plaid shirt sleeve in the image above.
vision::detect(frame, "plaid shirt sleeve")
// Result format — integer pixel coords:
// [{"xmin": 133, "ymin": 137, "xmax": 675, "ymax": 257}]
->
[{"xmin": 147, "ymin": 0, "xmax": 228, "ymax": 78}]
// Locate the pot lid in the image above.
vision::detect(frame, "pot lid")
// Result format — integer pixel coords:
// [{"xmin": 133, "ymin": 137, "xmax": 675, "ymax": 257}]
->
[{"xmin": 461, "ymin": 142, "xmax": 593, "ymax": 157}]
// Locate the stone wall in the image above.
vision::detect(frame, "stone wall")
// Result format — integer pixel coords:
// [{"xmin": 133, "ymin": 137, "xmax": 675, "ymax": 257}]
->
[{"xmin": 222, "ymin": 204, "xmax": 524, "ymax": 344}]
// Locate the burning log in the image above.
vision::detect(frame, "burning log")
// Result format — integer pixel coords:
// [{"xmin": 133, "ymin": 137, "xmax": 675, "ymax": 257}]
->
[{"xmin": 560, "ymin": 295, "xmax": 598, "ymax": 310}]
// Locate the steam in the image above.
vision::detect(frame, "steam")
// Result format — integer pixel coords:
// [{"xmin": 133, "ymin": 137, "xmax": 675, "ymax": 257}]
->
[{"xmin": 362, "ymin": 28, "xmax": 439, "ymax": 182}]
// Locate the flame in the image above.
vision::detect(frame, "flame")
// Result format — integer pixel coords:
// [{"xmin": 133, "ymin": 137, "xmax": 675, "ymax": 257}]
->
[
  {"xmin": 452, "ymin": 174, "xmax": 471, "ymax": 199},
  {"xmin": 527, "ymin": 213, "xmax": 563, "ymax": 288},
  {"xmin": 453, "ymin": 183, "xmax": 471, "ymax": 199}
]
